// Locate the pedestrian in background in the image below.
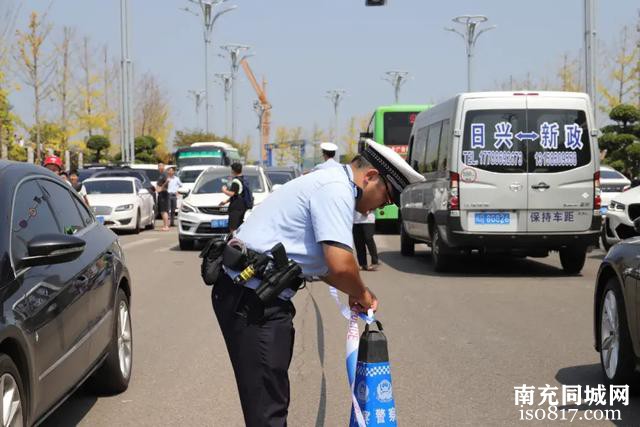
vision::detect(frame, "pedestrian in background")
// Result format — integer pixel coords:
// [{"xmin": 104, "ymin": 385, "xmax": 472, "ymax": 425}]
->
[
  {"xmin": 219, "ymin": 162, "xmax": 248, "ymax": 233},
  {"xmin": 312, "ymin": 142, "xmax": 340, "ymax": 171},
  {"xmin": 167, "ymin": 167, "xmax": 181, "ymax": 227},
  {"xmin": 353, "ymin": 210, "xmax": 379, "ymax": 271},
  {"xmin": 70, "ymin": 170, "xmax": 90, "ymax": 205},
  {"xmin": 156, "ymin": 162, "xmax": 170, "ymax": 231}
]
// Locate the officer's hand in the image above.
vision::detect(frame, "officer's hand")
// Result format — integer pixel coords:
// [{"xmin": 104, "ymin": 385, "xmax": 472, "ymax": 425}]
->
[
  {"xmin": 222, "ymin": 185, "xmax": 228, "ymax": 192},
  {"xmin": 350, "ymin": 287, "xmax": 378, "ymax": 313}
]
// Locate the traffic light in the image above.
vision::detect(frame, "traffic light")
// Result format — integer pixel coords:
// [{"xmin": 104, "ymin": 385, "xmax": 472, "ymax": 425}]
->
[{"xmin": 365, "ymin": 0, "xmax": 386, "ymax": 6}]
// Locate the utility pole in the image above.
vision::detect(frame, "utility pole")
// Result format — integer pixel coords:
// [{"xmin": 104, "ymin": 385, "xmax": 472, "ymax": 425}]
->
[
  {"xmin": 214, "ymin": 73, "xmax": 232, "ymax": 136},
  {"xmin": 182, "ymin": 0, "xmax": 236, "ymax": 134},
  {"xmin": 584, "ymin": 0, "xmax": 597, "ymax": 124},
  {"xmin": 220, "ymin": 44, "xmax": 251, "ymax": 142},
  {"xmin": 188, "ymin": 90, "xmax": 205, "ymax": 129},
  {"xmin": 445, "ymin": 15, "xmax": 496, "ymax": 92},
  {"xmin": 119, "ymin": 0, "xmax": 134, "ymax": 163},
  {"xmin": 253, "ymin": 100, "xmax": 269, "ymax": 167},
  {"xmin": 383, "ymin": 71, "xmax": 410, "ymax": 104},
  {"xmin": 326, "ymin": 89, "xmax": 346, "ymax": 145}
]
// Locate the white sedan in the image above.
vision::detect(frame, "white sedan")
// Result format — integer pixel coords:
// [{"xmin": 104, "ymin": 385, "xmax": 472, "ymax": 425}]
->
[
  {"xmin": 84, "ymin": 177, "xmax": 156, "ymax": 233},
  {"xmin": 177, "ymin": 165, "xmax": 271, "ymax": 250},
  {"xmin": 602, "ymin": 185, "xmax": 640, "ymax": 250}
]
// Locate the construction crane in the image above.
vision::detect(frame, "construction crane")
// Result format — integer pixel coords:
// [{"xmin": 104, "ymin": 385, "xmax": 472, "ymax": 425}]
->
[{"xmin": 240, "ymin": 58, "xmax": 271, "ymax": 165}]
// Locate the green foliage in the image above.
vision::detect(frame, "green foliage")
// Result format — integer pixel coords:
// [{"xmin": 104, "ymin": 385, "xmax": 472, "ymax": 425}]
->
[
  {"xmin": 8, "ymin": 144, "xmax": 26, "ymax": 161},
  {"xmin": 610, "ymin": 104, "xmax": 640, "ymax": 127},
  {"xmin": 86, "ymin": 134, "xmax": 110, "ymax": 162},
  {"xmin": 173, "ymin": 130, "xmax": 239, "ymax": 150},
  {"xmin": 134, "ymin": 135, "xmax": 159, "ymax": 163},
  {"xmin": 601, "ymin": 104, "xmax": 640, "ymax": 176}
]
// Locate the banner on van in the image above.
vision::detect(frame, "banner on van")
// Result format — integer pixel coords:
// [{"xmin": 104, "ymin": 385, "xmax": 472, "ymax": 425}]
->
[{"xmin": 462, "ymin": 110, "xmax": 590, "ymax": 173}]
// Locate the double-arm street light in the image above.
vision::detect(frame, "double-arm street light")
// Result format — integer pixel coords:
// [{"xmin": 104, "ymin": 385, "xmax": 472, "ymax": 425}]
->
[
  {"xmin": 445, "ymin": 15, "xmax": 496, "ymax": 92},
  {"xmin": 326, "ymin": 89, "xmax": 346, "ymax": 145},
  {"xmin": 220, "ymin": 44, "xmax": 252, "ymax": 142},
  {"xmin": 182, "ymin": 0, "xmax": 236, "ymax": 134},
  {"xmin": 383, "ymin": 70, "xmax": 410, "ymax": 104}
]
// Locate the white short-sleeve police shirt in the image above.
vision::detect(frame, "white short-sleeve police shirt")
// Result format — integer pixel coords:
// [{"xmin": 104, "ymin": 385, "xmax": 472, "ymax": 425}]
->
[{"xmin": 235, "ymin": 166, "xmax": 355, "ymax": 278}]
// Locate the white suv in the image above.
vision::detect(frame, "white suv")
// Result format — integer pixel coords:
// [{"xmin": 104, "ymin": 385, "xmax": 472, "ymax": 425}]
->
[
  {"xmin": 599, "ymin": 165, "xmax": 630, "ymax": 216},
  {"xmin": 177, "ymin": 165, "xmax": 271, "ymax": 250}
]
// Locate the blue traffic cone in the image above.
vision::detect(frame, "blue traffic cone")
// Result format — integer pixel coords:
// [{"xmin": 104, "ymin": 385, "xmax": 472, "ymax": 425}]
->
[{"xmin": 350, "ymin": 320, "xmax": 397, "ymax": 426}]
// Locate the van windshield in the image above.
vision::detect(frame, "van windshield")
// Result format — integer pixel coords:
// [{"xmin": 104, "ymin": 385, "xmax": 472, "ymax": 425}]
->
[{"xmin": 461, "ymin": 109, "xmax": 591, "ymax": 173}]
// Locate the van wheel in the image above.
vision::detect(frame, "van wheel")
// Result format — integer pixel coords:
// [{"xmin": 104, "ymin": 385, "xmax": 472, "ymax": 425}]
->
[
  {"xmin": 431, "ymin": 226, "xmax": 451, "ymax": 272},
  {"xmin": 400, "ymin": 224, "xmax": 415, "ymax": 256},
  {"xmin": 598, "ymin": 278, "xmax": 637, "ymax": 384},
  {"xmin": 559, "ymin": 246, "xmax": 586, "ymax": 275}
]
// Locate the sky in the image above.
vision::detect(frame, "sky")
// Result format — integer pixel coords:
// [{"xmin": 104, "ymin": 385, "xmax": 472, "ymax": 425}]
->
[{"xmin": 8, "ymin": 0, "xmax": 640, "ymax": 159}]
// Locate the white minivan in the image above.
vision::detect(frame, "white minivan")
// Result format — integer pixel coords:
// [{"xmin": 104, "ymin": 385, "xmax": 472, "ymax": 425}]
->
[{"xmin": 400, "ymin": 91, "xmax": 601, "ymax": 274}]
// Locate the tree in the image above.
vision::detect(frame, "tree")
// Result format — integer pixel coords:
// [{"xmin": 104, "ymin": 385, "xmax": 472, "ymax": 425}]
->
[
  {"xmin": 557, "ymin": 52, "xmax": 582, "ymax": 92},
  {"xmin": 53, "ymin": 26, "xmax": 77, "ymax": 151},
  {"xmin": 28, "ymin": 121, "xmax": 63, "ymax": 151},
  {"xmin": 15, "ymin": 11, "xmax": 54, "ymax": 162},
  {"xmin": 600, "ymin": 104, "xmax": 640, "ymax": 176},
  {"xmin": 599, "ymin": 26, "xmax": 639, "ymax": 111},
  {"xmin": 173, "ymin": 129, "xmax": 242, "ymax": 152},
  {"xmin": 134, "ymin": 135, "xmax": 159, "ymax": 163},
  {"xmin": 135, "ymin": 72, "xmax": 171, "ymax": 147},
  {"xmin": 86, "ymin": 134, "xmax": 110, "ymax": 162},
  {"xmin": 77, "ymin": 36, "xmax": 106, "ymax": 137}
]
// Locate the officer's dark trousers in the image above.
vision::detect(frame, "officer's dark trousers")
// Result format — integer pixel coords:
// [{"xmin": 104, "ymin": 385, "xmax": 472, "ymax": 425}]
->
[
  {"xmin": 353, "ymin": 223, "xmax": 378, "ymax": 267},
  {"xmin": 212, "ymin": 273, "xmax": 296, "ymax": 427}
]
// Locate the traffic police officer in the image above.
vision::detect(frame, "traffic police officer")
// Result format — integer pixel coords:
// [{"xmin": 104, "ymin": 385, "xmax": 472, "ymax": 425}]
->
[
  {"xmin": 211, "ymin": 139, "xmax": 423, "ymax": 426},
  {"xmin": 312, "ymin": 141, "xmax": 340, "ymax": 171}
]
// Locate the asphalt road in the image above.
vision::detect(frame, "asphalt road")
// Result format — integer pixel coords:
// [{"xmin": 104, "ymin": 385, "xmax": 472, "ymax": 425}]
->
[{"xmin": 42, "ymin": 226, "xmax": 640, "ymax": 426}]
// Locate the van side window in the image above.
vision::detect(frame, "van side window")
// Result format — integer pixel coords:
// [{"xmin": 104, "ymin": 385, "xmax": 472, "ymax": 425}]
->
[
  {"xmin": 438, "ymin": 120, "xmax": 450, "ymax": 171},
  {"xmin": 413, "ymin": 127, "xmax": 428, "ymax": 172},
  {"xmin": 425, "ymin": 122, "xmax": 442, "ymax": 173}
]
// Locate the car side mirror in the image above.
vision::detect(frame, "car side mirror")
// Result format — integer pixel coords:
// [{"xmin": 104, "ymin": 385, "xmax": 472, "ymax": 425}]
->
[
  {"xmin": 17, "ymin": 234, "xmax": 85, "ymax": 269},
  {"xmin": 138, "ymin": 188, "xmax": 149, "ymax": 195},
  {"xmin": 272, "ymin": 184, "xmax": 282, "ymax": 191},
  {"xmin": 178, "ymin": 188, "xmax": 190, "ymax": 197},
  {"xmin": 634, "ymin": 218, "xmax": 640, "ymax": 234}
]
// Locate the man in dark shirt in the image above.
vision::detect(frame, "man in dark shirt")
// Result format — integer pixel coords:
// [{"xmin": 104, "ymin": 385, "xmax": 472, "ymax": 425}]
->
[
  {"xmin": 156, "ymin": 162, "xmax": 170, "ymax": 231},
  {"xmin": 219, "ymin": 163, "xmax": 248, "ymax": 233}
]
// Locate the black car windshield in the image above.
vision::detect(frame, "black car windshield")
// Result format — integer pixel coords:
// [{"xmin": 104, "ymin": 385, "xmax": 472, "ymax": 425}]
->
[
  {"xmin": 193, "ymin": 171, "xmax": 265, "ymax": 194},
  {"xmin": 84, "ymin": 180, "xmax": 134, "ymax": 194},
  {"xmin": 137, "ymin": 168, "xmax": 159, "ymax": 181},
  {"xmin": 94, "ymin": 170, "xmax": 147, "ymax": 182},
  {"xmin": 179, "ymin": 169, "xmax": 205, "ymax": 183},
  {"xmin": 267, "ymin": 172, "xmax": 294, "ymax": 185}
]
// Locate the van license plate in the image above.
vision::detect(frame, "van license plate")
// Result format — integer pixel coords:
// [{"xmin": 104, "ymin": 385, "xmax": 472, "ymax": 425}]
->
[
  {"xmin": 474, "ymin": 212, "xmax": 510, "ymax": 225},
  {"xmin": 211, "ymin": 219, "xmax": 228, "ymax": 229}
]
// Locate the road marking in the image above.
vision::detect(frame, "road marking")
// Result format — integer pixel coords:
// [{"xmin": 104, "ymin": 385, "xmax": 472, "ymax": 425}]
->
[{"xmin": 121, "ymin": 238, "xmax": 159, "ymax": 250}]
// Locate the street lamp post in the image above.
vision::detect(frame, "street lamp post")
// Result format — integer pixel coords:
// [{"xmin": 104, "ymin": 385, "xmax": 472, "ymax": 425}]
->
[
  {"xmin": 119, "ymin": 0, "xmax": 134, "ymax": 163},
  {"xmin": 182, "ymin": 0, "xmax": 236, "ymax": 134},
  {"xmin": 326, "ymin": 89, "xmax": 346, "ymax": 145},
  {"xmin": 584, "ymin": 0, "xmax": 597, "ymax": 124},
  {"xmin": 220, "ymin": 44, "xmax": 251, "ymax": 142},
  {"xmin": 253, "ymin": 100, "xmax": 270, "ymax": 167},
  {"xmin": 445, "ymin": 15, "xmax": 496, "ymax": 92},
  {"xmin": 214, "ymin": 73, "xmax": 232, "ymax": 136},
  {"xmin": 383, "ymin": 70, "xmax": 410, "ymax": 104}
]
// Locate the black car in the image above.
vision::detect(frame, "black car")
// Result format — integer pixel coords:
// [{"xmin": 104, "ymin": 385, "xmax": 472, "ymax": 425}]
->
[
  {"xmin": 0, "ymin": 160, "xmax": 133, "ymax": 425},
  {"xmin": 265, "ymin": 167, "xmax": 301, "ymax": 186},
  {"xmin": 594, "ymin": 219, "xmax": 640, "ymax": 384}
]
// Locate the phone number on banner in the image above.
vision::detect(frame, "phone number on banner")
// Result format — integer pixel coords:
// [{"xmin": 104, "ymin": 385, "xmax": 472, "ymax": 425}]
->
[
  {"xmin": 463, "ymin": 150, "xmax": 524, "ymax": 167},
  {"xmin": 534, "ymin": 151, "xmax": 578, "ymax": 167}
]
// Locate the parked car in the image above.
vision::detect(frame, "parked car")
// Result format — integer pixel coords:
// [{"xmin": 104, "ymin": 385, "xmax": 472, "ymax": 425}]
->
[
  {"xmin": 400, "ymin": 91, "xmax": 601, "ymax": 274},
  {"xmin": 265, "ymin": 166, "xmax": 301, "ymax": 187},
  {"xmin": 601, "ymin": 185, "xmax": 640, "ymax": 251},
  {"xmin": 90, "ymin": 167, "xmax": 158, "ymax": 217},
  {"xmin": 593, "ymin": 224, "xmax": 640, "ymax": 384},
  {"xmin": 177, "ymin": 165, "xmax": 209, "ymax": 195},
  {"xmin": 0, "ymin": 160, "xmax": 133, "ymax": 426},
  {"xmin": 83, "ymin": 177, "xmax": 155, "ymax": 233},
  {"xmin": 177, "ymin": 165, "xmax": 270, "ymax": 250},
  {"xmin": 600, "ymin": 165, "xmax": 631, "ymax": 216}
]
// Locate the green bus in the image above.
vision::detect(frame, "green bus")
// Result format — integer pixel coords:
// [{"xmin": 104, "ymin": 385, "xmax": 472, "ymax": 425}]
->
[{"xmin": 364, "ymin": 104, "xmax": 431, "ymax": 226}]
